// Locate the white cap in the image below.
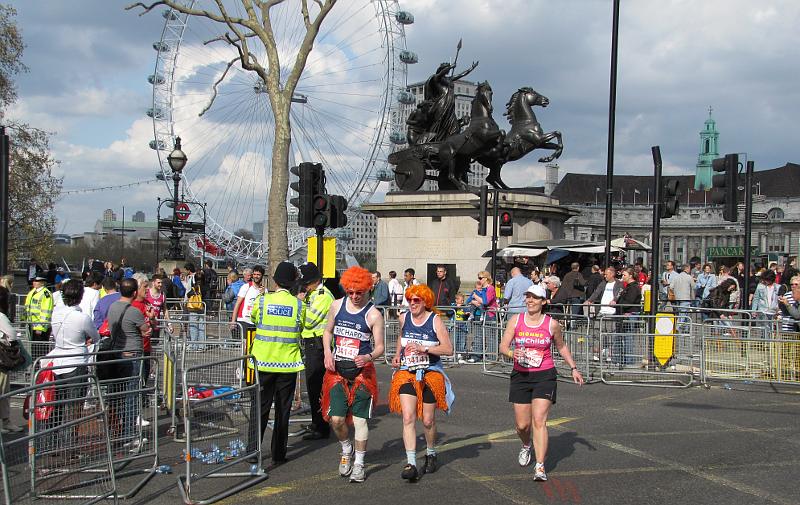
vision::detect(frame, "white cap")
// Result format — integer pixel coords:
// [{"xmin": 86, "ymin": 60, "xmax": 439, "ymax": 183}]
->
[{"xmin": 525, "ymin": 284, "xmax": 548, "ymax": 299}]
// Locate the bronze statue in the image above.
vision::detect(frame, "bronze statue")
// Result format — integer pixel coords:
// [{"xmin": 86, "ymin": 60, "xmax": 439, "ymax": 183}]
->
[
  {"xmin": 407, "ymin": 60, "xmax": 479, "ymax": 145},
  {"xmin": 389, "ymin": 43, "xmax": 564, "ymax": 192}
]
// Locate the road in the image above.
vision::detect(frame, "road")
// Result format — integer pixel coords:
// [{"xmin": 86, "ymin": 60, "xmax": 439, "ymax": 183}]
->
[{"xmin": 115, "ymin": 364, "xmax": 799, "ymax": 505}]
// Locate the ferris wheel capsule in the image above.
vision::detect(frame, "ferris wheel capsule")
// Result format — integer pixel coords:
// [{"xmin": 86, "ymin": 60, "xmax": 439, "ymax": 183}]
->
[
  {"xmin": 152, "ymin": 41, "xmax": 170, "ymax": 52},
  {"xmin": 376, "ymin": 167, "xmax": 393, "ymax": 182},
  {"xmin": 148, "ymin": 74, "xmax": 165, "ymax": 85},
  {"xmin": 395, "ymin": 11, "xmax": 414, "ymax": 24},
  {"xmin": 397, "ymin": 90, "xmax": 415, "ymax": 105},
  {"xmin": 149, "ymin": 140, "xmax": 166, "ymax": 150},
  {"xmin": 389, "ymin": 131, "xmax": 407, "ymax": 145},
  {"xmin": 399, "ymin": 50, "xmax": 418, "ymax": 64},
  {"xmin": 146, "ymin": 107, "xmax": 164, "ymax": 119}
]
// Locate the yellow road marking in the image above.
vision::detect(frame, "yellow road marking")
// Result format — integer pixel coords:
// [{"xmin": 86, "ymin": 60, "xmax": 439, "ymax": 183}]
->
[{"xmin": 221, "ymin": 417, "xmax": 580, "ymax": 502}]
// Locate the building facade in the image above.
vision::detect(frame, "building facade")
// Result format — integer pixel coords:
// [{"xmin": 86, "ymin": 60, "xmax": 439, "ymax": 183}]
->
[{"xmin": 552, "ymin": 164, "xmax": 800, "ymax": 266}]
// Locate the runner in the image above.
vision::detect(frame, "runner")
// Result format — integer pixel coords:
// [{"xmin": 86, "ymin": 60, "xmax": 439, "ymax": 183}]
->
[
  {"xmin": 321, "ymin": 266, "xmax": 385, "ymax": 483},
  {"xmin": 498, "ymin": 284, "xmax": 584, "ymax": 482},
  {"xmin": 389, "ymin": 284, "xmax": 454, "ymax": 482}
]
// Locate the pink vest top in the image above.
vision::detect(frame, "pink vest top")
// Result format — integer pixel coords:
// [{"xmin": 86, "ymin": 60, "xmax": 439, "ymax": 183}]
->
[{"xmin": 513, "ymin": 313, "xmax": 555, "ymax": 372}]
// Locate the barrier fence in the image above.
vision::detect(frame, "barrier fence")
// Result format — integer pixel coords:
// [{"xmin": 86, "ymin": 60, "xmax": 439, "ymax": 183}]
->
[
  {"xmin": 177, "ymin": 355, "xmax": 267, "ymax": 505},
  {"xmin": 1, "ymin": 374, "xmax": 117, "ymax": 505}
]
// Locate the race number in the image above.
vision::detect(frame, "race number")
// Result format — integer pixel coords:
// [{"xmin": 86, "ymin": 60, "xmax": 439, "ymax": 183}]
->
[
  {"xmin": 334, "ymin": 336, "xmax": 360, "ymax": 361},
  {"xmin": 519, "ymin": 348, "xmax": 544, "ymax": 368}
]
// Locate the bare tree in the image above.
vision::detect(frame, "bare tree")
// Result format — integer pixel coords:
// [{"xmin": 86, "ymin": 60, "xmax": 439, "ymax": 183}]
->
[
  {"xmin": 1, "ymin": 5, "xmax": 61, "ymax": 266},
  {"xmin": 128, "ymin": 0, "xmax": 338, "ymax": 274}
]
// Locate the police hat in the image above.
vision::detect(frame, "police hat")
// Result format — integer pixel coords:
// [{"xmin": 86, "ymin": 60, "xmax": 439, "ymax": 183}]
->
[
  {"xmin": 273, "ymin": 261, "xmax": 298, "ymax": 288},
  {"xmin": 32, "ymin": 275, "xmax": 47, "ymax": 282},
  {"xmin": 298, "ymin": 263, "xmax": 321, "ymax": 285}
]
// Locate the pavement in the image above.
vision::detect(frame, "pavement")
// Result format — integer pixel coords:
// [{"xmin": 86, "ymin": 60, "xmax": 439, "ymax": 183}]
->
[{"xmin": 17, "ymin": 363, "xmax": 799, "ymax": 505}]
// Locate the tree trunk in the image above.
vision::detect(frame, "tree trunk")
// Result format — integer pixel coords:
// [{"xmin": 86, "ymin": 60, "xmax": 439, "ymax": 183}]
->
[{"xmin": 267, "ymin": 100, "xmax": 291, "ymax": 276}]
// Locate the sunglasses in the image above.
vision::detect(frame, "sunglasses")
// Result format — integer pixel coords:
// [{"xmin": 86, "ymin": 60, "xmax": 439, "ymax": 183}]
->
[
  {"xmin": 478, "ymin": 276, "xmax": 485, "ymax": 279},
  {"xmin": 409, "ymin": 297, "xmax": 424, "ymax": 304},
  {"xmin": 346, "ymin": 290, "xmax": 365, "ymax": 296}
]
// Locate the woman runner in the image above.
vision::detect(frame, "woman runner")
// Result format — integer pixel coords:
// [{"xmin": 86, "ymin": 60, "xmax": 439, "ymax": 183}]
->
[
  {"xmin": 389, "ymin": 284, "xmax": 454, "ymax": 481},
  {"xmin": 499, "ymin": 284, "xmax": 583, "ymax": 481}
]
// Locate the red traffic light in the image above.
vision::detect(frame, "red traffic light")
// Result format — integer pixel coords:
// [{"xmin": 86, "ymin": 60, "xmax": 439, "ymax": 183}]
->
[{"xmin": 500, "ymin": 211, "xmax": 512, "ymax": 223}]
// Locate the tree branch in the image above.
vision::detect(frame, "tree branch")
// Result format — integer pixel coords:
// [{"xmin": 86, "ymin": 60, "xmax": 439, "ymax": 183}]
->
[{"xmin": 198, "ymin": 56, "xmax": 241, "ymax": 117}]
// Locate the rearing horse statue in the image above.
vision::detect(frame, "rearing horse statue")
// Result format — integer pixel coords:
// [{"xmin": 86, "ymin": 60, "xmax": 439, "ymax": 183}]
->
[
  {"xmin": 436, "ymin": 81, "xmax": 504, "ymax": 191},
  {"xmin": 478, "ymin": 87, "xmax": 564, "ymax": 189}
]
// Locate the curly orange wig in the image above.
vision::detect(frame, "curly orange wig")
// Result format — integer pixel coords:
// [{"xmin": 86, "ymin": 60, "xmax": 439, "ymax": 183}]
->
[
  {"xmin": 340, "ymin": 266, "xmax": 373, "ymax": 292},
  {"xmin": 405, "ymin": 284, "xmax": 435, "ymax": 310}
]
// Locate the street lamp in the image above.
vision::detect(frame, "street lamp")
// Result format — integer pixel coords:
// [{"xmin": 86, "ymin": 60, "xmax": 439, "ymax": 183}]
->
[{"xmin": 167, "ymin": 137, "xmax": 187, "ymax": 260}]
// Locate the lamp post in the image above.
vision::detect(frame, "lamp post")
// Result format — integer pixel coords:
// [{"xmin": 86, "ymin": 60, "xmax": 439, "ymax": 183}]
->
[{"xmin": 167, "ymin": 137, "xmax": 187, "ymax": 260}]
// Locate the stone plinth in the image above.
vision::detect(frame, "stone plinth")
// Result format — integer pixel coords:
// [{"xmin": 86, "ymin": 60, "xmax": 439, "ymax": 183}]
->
[{"xmin": 362, "ymin": 191, "xmax": 575, "ymax": 286}]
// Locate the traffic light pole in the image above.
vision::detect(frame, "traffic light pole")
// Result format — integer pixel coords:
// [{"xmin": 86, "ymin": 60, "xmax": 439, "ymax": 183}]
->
[
  {"xmin": 742, "ymin": 160, "xmax": 754, "ymax": 309},
  {"xmin": 648, "ymin": 146, "xmax": 663, "ymax": 333},
  {"xmin": 315, "ymin": 225, "xmax": 324, "ymax": 277},
  {"xmin": 490, "ymin": 188, "xmax": 499, "ymax": 284}
]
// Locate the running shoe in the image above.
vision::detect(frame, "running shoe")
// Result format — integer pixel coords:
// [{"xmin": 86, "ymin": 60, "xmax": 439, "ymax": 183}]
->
[
  {"xmin": 350, "ymin": 463, "xmax": 366, "ymax": 483},
  {"xmin": 421, "ymin": 454, "xmax": 438, "ymax": 474},
  {"xmin": 533, "ymin": 462, "xmax": 547, "ymax": 481},
  {"xmin": 339, "ymin": 447, "xmax": 354, "ymax": 477},
  {"xmin": 401, "ymin": 463, "xmax": 418, "ymax": 481},
  {"xmin": 518, "ymin": 445, "xmax": 531, "ymax": 467}
]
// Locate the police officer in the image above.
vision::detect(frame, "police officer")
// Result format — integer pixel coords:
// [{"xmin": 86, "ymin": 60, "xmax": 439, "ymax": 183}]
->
[
  {"xmin": 24, "ymin": 275, "xmax": 53, "ymax": 358},
  {"xmin": 247, "ymin": 261, "xmax": 305, "ymax": 467},
  {"xmin": 298, "ymin": 262, "xmax": 334, "ymax": 441}
]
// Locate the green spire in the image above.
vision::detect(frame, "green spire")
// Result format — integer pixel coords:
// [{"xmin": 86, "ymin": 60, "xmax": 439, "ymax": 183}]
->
[{"xmin": 694, "ymin": 106, "xmax": 719, "ymax": 190}]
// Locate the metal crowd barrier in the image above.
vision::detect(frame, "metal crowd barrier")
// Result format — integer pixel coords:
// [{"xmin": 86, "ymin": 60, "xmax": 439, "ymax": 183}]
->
[
  {"xmin": 1, "ymin": 373, "xmax": 117, "ymax": 504},
  {"xmin": 701, "ymin": 326, "xmax": 800, "ymax": 385},
  {"xmin": 159, "ymin": 319, "xmax": 247, "ymax": 440},
  {"xmin": 177, "ymin": 355, "xmax": 267, "ymax": 505},
  {"xmin": 30, "ymin": 353, "xmax": 161, "ymax": 500},
  {"xmin": 595, "ymin": 314, "xmax": 697, "ymax": 388}
]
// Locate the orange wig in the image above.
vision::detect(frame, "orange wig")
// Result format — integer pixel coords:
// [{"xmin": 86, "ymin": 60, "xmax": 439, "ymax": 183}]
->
[
  {"xmin": 405, "ymin": 284, "xmax": 435, "ymax": 310},
  {"xmin": 340, "ymin": 266, "xmax": 373, "ymax": 292}
]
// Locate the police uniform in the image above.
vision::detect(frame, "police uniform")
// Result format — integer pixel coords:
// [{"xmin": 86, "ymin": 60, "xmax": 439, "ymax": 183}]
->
[
  {"xmin": 247, "ymin": 262, "xmax": 304, "ymax": 465},
  {"xmin": 24, "ymin": 279, "xmax": 53, "ymax": 356},
  {"xmin": 298, "ymin": 263, "xmax": 334, "ymax": 439}
]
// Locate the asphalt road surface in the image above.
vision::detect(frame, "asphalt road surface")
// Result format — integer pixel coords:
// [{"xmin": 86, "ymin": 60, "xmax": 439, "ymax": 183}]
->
[{"xmin": 116, "ymin": 363, "xmax": 799, "ymax": 505}]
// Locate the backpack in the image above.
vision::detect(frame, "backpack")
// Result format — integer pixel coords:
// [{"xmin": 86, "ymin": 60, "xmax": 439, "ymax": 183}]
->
[{"xmin": 187, "ymin": 286, "xmax": 203, "ymax": 313}]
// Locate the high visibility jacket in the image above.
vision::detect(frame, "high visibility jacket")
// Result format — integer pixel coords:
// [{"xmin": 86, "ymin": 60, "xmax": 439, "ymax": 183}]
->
[
  {"xmin": 301, "ymin": 286, "xmax": 334, "ymax": 339},
  {"xmin": 250, "ymin": 289, "xmax": 304, "ymax": 373},
  {"xmin": 24, "ymin": 287, "xmax": 53, "ymax": 331}
]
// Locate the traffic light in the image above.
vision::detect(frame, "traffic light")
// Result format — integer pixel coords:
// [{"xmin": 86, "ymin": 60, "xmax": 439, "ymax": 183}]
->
[
  {"xmin": 329, "ymin": 194, "xmax": 348, "ymax": 228},
  {"xmin": 312, "ymin": 194, "xmax": 330, "ymax": 228},
  {"xmin": 499, "ymin": 210, "xmax": 513, "ymax": 236},
  {"xmin": 478, "ymin": 185, "xmax": 488, "ymax": 236},
  {"xmin": 660, "ymin": 178, "xmax": 680, "ymax": 219},
  {"xmin": 711, "ymin": 153, "xmax": 739, "ymax": 222},
  {"xmin": 290, "ymin": 162, "xmax": 324, "ymax": 228}
]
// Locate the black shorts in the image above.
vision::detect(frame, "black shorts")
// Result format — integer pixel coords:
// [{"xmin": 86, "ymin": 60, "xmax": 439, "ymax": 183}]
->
[
  {"xmin": 509, "ymin": 368, "xmax": 558, "ymax": 404},
  {"xmin": 398, "ymin": 382, "xmax": 437, "ymax": 404}
]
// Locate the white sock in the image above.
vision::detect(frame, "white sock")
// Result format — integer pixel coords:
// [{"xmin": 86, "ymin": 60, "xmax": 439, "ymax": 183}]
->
[
  {"xmin": 341, "ymin": 439, "xmax": 353, "ymax": 454},
  {"xmin": 354, "ymin": 450, "xmax": 365, "ymax": 465},
  {"xmin": 406, "ymin": 450, "xmax": 416, "ymax": 466},
  {"xmin": 426, "ymin": 446, "xmax": 436, "ymax": 456}
]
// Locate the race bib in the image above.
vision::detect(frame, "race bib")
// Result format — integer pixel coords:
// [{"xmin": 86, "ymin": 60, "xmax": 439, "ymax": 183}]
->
[
  {"xmin": 401, "ymin": 337, "xmax": 432, "ymax": 370},
  {"xmin": 334, "ymin": 336, "xmax": 360, "ymax": 361},
  {"xmin": 519, "ymin": 348, "xmax": 544, "ymax": 368},
  {"xmin": 402, "ymin": 351, "xmax": 430, "ymax": 370}
]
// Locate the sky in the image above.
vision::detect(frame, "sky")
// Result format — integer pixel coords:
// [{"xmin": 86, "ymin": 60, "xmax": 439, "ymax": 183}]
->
[{"xmin": 5, "ymin": 0, "xmax": 800, "ymax": 236}]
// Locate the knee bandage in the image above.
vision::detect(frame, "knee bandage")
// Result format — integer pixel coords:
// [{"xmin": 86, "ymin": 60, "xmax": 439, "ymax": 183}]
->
[{"xmin": 353, "ymin": 416, "xmax": 368, "ymax": 442}]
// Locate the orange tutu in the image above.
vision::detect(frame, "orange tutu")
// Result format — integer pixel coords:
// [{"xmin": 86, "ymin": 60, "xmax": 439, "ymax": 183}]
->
[
  {"xmin": 388, "ymin": 369, "xmax": 448, "ymax": 419},
  {"xmin": 320, "ymin": 363, "xmax": 378, "ymax": 424}
]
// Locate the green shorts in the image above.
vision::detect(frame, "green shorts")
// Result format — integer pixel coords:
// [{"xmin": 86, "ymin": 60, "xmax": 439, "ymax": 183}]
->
[{"xmin": 327, "ymin": 382, "xmax": 373, "ymax": 419}]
